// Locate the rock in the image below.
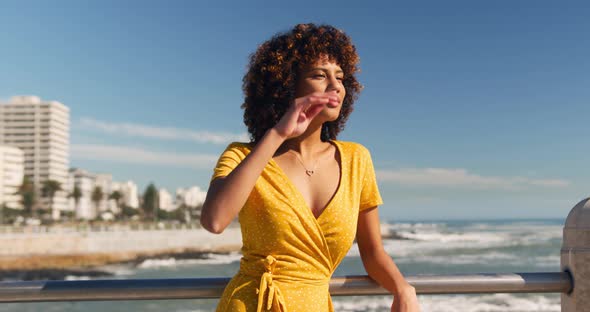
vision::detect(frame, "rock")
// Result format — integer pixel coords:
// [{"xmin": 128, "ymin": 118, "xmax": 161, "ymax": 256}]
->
[{"xmin": 0, "ymin": 268, "xmax": 112, "ymax": 281}]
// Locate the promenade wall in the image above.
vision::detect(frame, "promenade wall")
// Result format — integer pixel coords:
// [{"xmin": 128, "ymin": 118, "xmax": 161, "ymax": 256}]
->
[{"xmin": 0, "ymin": 224, "xmax": 242, "ymax": 256}]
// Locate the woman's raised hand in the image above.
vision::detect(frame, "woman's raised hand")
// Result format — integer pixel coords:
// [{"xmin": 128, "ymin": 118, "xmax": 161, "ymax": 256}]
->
[{"xmin": 273, "ymin": 91, "xmax": 340, "ymax": 140}]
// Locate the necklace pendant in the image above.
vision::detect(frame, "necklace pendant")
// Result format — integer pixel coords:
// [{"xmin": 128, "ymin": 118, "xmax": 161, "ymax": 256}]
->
[{"xmin": 306, "ymin": 170, "xmax": 314, "ymax": 176}]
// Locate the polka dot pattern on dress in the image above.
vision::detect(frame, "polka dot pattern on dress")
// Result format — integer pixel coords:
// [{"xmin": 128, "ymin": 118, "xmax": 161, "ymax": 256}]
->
[{"xmin": 212, "ymin": 140, "xmax": 383, "ymax": 312}]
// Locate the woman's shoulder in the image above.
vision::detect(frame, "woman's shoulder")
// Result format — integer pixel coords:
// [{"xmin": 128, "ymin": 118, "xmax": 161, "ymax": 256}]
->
[
  {"xmin": 219, "ymin": 141, "xmax": 254, "ymax": 158},
  {"xmin": 225, "ymin": 141, "xmax": 254, "ymax": 150},
  {"xmin": 332, "ymin": 140, "xmax": 372, "ymax": 157}
]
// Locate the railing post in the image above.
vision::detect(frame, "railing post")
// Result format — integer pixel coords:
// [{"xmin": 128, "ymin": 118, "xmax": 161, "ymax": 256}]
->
[{"xmin": 561, "ymin": 197, "xmax": 590, "ymax": 311}]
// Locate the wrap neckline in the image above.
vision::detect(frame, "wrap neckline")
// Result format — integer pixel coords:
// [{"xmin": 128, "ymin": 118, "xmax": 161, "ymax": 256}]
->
[{"xmin": 269, "ymin": 140, "xmax": 343, "ymax": 221}]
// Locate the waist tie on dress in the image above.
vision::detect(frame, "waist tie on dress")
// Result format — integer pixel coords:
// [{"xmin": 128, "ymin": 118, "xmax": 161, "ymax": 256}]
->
[{"xmin": 255, "ymin": 255, "xmax": 287, "ymax": 312}]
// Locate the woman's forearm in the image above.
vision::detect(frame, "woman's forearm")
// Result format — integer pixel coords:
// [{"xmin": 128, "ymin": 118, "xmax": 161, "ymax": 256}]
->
[
  {"xmin": 361, "ymin": 249, "xmax": 413, "ymax": 295},
  {"xmin": 200, "ymin": 128, "xmax": 285, "ymax": 233}
]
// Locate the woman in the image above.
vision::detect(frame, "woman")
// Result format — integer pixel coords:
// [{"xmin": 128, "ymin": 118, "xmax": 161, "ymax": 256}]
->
[{"xmin": 201, "ymin": 23, "xmax": 420, "ymax": 312}]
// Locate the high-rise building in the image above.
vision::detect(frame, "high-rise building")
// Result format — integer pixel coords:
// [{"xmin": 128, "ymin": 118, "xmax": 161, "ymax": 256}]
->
[
  {"xmin": 0, "ymin": 145, "xmax": 24, "ymax": 209},
  {"xmin": 0, "ymin": 96, "xmax": 70, "ymax": 216}
]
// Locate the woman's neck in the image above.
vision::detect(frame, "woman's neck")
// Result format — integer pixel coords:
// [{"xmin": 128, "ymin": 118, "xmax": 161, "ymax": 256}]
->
[{"xmin": 277, "ymin": 125, "xmax": 330, "ymax": 160}]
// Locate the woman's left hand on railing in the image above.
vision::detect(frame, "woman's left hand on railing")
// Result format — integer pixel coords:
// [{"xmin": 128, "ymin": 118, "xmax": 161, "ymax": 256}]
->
[{"xmin": 391, "ymin": 285, "xmax": 420, "ymax": 312}]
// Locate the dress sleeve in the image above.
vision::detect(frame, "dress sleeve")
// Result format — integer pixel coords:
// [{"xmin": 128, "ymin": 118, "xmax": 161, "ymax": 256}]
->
[
  {"xmin": 359, "ymin": 146, "xmax": 384, "ymax": 212},
  {"xmin": 210, "ymin": 142, "xmax": 249, "ymax": 183}
]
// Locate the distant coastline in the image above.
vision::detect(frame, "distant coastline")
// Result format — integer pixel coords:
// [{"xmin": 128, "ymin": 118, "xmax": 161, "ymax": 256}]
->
[
  {"xmin": 389, "ymin": 217, "xmax": 565, "ymax": 224},
  {"xmin": 0, "ymin": 247, "xmax": 240, "ymax": 281},
  {"xmin": 0, "ymin": 225, "xmax": 242, "ymax": 280}
]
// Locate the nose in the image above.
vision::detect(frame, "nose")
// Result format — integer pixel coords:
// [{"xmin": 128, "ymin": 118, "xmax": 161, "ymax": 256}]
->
[{"xmin": 326, "ymin": 76, "xmax": 342, "ymax": 94}]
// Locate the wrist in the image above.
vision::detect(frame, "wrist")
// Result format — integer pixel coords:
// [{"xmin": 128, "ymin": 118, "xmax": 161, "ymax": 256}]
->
[
  {"xmin": 393, "ymin": 283, "xmax": 415, "ymax": 297},
  {"xmin": 260, "ymin": 128, "xmax": 288, "ymax": 153},
  {"xmin": 267, "ymin": 127, "xmax": 289, "ymax": 143}
]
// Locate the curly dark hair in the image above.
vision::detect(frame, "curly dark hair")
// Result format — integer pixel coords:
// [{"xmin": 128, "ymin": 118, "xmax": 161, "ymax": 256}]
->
[{"xmin": 241, "ymin": 23, "xmax": 362, "ymax": 143}]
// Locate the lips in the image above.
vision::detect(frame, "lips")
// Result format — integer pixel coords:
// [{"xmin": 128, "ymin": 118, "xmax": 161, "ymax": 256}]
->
[{"xmin": 327, "ymin": 99, "xmax": 340, "ymax": 108}]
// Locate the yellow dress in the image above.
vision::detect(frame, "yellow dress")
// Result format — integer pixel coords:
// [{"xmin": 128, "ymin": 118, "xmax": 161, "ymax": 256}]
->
[{"xmin": 211, "ymin": 140, "xmax": 383, "ymax": 312}]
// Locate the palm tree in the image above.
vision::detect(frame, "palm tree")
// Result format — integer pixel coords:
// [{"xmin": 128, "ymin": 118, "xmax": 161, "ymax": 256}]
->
[
  {"xmin": 16, "ymin": 176, "xmax": 36, "ymax": 217},
  {"xmin": 91, "ymin": 186, "xmax": 104, "ymax": 219},
  {"xmin": 108, "ymin": 190, "xmax": 123, "ymax": 215},
  {"xmin": 69, "ymin": 185, "xmax": 82, "ymax": 219},
  {"xmin": 41, "ymin": 180, "xmax": 62, "ymax": 221}
]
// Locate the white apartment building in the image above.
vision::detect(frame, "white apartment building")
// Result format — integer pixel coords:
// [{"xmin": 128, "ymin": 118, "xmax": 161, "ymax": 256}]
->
[
  {"xmin": 175, "ymin": 186, "xmax": 206, "ymax": 208},
  {"xmin": 94, "ymin": 173, "xmax": 113, "ymax": 214},
  {"xmin": 158, "ymin": 188, "xmax": 174, "ymax": 212},
  {"xmin": 67, "ymin": 169, "xmax": 139, "ymax": 220},
  {"xmin": 0, "ymin": 96, "xmax": 70, "ymax": 216},
  {"xmin": 111, "ymin": 181, "xmax": 139, "ymax": 209},
  {"xmin": 0, "ymin": 146, "xmax": 24, "ymax": 209},
  {"xmin": 66, "ymin": 168, "xmax": 96, "ymax": 219}
]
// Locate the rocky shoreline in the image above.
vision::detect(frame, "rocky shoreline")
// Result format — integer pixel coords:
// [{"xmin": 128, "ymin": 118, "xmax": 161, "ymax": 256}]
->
[
  {"xmin": 0, "ymin": 245, "xmax": 241, "ymax": 281},
  {"xmin": 0, "ymin": 268, "xmax": 113, "ymax": 281}
]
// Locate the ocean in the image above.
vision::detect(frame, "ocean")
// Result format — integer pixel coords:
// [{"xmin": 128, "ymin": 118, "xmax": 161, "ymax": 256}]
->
[{"xmin": 0, "ymin": 218, "xmax": 564, "ymax": 312}]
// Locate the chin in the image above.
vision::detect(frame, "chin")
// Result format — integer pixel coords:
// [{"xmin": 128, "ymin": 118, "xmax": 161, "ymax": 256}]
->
[
  {"xmin": 327, "ymin": 111, "xmax": 341, "ymax": 122},
  {"xmin": 321, "ymin": 107, "xmax": 341, "ymax": 120}
]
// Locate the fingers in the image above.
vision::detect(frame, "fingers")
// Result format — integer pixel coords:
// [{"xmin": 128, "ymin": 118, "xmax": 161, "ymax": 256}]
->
[
  {"xmin": 300, "ymin": 92, "xmax": 339, "ymax": 112},
  {"xmin": 289, "ymin": 91, "xmax": 341, "ymax": 132},
  {"xmin": 323, "ymin": 91, "xmax": 340, "ymax": 107},
  {"xmin": 301, "ymin": 96, "xmax": 329, "ymax": 114},
  {"xmin": 304, "ymin": 103, "xmax": 327, "ymax": 120}
]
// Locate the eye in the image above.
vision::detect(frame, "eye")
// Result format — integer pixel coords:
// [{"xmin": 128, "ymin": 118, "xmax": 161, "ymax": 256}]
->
[{"xmin": 312, "ymin": 73, "xmax": 326, "ymax": 79}]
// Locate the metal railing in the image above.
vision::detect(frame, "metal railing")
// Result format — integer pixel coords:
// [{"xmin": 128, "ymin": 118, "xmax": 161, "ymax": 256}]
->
[{"xmin": 0, "ymin": 272, "xmax": 572, "ymax": 303}]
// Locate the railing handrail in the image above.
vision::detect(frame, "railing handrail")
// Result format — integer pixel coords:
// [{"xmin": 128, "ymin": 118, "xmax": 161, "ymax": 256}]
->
[{"xmin": 0, "ymin": 272, "xmax": 572, "ymax": 303}]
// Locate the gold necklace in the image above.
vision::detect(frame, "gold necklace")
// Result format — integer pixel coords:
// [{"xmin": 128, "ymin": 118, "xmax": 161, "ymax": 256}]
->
[{"xmin": 289, "ymin": 150, "xmax": 320, "ymax": 176}]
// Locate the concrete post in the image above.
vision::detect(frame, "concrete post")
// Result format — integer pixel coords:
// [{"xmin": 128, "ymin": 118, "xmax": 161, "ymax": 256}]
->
[{"xmin": 561, "ymin": 197, "xmax": 590, "ymax": 311}]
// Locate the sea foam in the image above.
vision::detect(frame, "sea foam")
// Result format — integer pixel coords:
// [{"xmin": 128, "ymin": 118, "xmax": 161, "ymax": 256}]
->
[{"xmin": 333, "ymin": 293, "xmax": 560, "ymax": 312}]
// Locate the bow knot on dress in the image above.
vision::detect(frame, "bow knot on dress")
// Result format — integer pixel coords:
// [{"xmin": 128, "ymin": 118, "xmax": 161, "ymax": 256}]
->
[{"xmin": 255, "ymin": 255, "xmax": 287, "ymax": 311}]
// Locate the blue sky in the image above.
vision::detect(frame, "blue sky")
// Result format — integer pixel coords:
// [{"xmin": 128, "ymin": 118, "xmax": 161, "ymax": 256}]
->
[{"xmin": 1, "ymin": 1, "xmax": 588, "ymax": 221}]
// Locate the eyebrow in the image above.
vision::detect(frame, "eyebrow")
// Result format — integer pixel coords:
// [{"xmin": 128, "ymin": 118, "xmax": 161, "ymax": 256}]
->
[{"xmin": 308, "ymin": 67, "xmax": 344, "ymax": 74}]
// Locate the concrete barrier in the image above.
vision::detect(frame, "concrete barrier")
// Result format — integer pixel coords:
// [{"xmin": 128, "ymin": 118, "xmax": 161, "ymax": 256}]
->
[
  {"xmin": 561, "ymin": 197, "xmax": 590, "ymax": 312},
  {"xmin": 0, "ymin": 227, "xmax": 242, "ymax": 256}
]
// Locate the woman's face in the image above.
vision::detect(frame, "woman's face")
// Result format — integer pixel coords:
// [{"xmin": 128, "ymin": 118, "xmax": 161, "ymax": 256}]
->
[{"xmin": 294, "ymin": 56, "xmax": 346, "ymax": 122}]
